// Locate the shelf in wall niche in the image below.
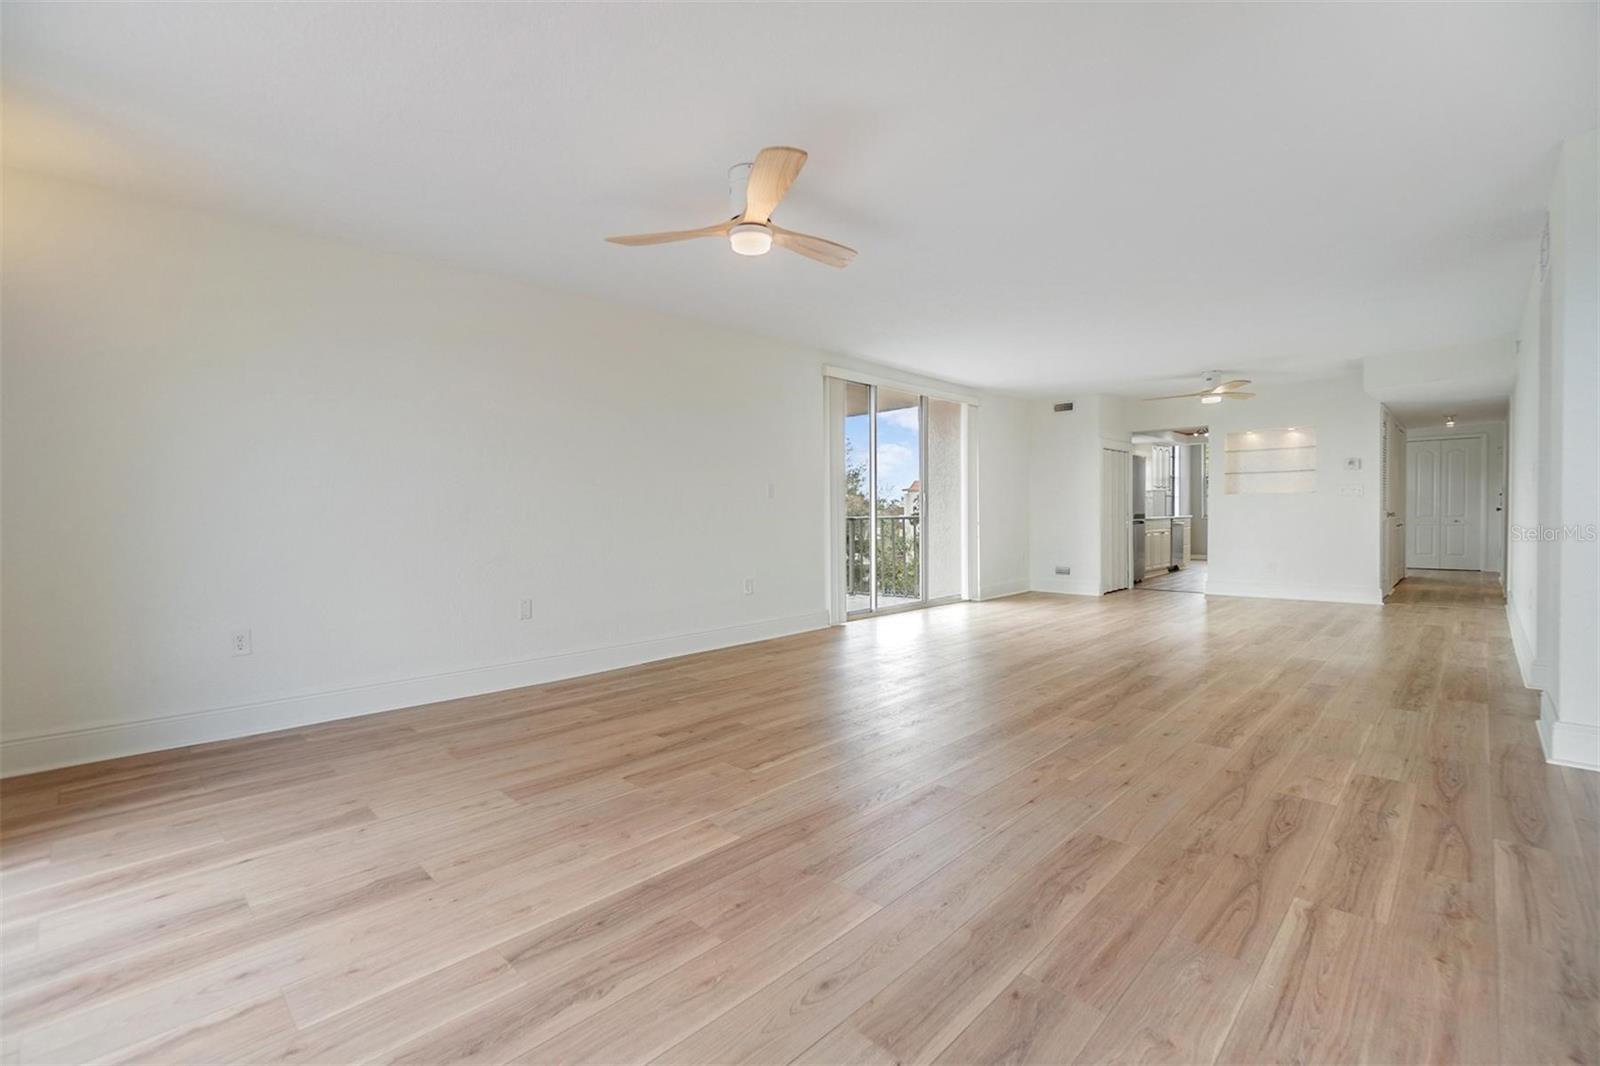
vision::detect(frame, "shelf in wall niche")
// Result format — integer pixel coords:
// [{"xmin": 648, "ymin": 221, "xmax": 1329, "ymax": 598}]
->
[{"xmin": 1224, "ymin": 427, "xmax": 1317, "ymax": 494}]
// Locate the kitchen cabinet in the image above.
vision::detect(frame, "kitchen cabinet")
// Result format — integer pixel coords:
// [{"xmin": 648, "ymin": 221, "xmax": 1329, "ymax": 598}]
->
[
  {"xmin": 1143, "ymin": 518, "xmax": 1172, "ymax": 576},
  {"xmin": 1172, "ymin": 517, "xmax": 1192, "ymax": 567}
]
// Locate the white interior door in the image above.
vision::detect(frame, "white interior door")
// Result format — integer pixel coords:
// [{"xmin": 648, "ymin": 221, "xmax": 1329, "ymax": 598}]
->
[
  {"xmin": 1406, "ymin": 436, "xmax": 1484, "ymax": 571},
  {"xmin": 1101, "ymin": 447, "xmax": 1131, "ymax": 592}
]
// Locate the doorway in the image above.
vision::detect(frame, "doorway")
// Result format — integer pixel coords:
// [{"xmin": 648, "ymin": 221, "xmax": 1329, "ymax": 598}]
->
[
  {"xmin": 1405, "ymin": 435, "xmax": 1486, "ymax": 570},
  {"xmin": 841, "ymin": 381, "xmax": 965, "ymax": 616},
  {"xmin": 1123, "ymin": 427, "xmax": 1210, "ymax": 594}
]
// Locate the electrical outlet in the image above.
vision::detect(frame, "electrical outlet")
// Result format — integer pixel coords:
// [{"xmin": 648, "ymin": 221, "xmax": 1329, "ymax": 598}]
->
[
  {"xmin": 1055, "ymin": 565, "xmax": 1071, "ymax": 575},
  {"xmin": 519, "ymin": 598, "xmax": 533, "ymax": 621},
  {"xmin": 231, "ymin": 629, "xmax": 252, "ymax": 656},
  {"xmin": 742, "ymin": 578, "xmax": 755, "ymax": 596}
]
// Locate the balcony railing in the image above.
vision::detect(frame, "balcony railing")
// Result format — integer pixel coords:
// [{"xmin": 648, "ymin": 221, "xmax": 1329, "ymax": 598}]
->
[{"xmin": 846, "ymin": 514, "xmax": 921, "ymax": 603}]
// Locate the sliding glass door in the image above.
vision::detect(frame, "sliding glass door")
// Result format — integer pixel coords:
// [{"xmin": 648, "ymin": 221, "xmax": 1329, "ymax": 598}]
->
[
  {"xmin": 874, "ymin": 387, "xmax": 923, "ymax": 610},
  {"xmin": 843, "ymin": 381, "xmax": 964, "ymax": 616}
]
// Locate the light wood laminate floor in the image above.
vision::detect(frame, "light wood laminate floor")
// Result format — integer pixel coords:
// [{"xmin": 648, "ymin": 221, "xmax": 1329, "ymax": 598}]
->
[
  {"xmin": 1137, "ymin": 560, "xmax": 1208, "ymax": 594},
  {"xmin": 2, "ymin": 573, "xmax": 1595, "ymax": 1065}
]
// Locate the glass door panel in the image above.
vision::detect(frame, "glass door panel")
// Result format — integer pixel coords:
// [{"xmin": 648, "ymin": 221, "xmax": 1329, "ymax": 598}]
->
[
  {"xmin": 843, "ymin": 382, "xmax": 873, "ymax": 614},
  {"xmin": 874, "ymin": 388, "xmax": 922, "ymax": 610}
]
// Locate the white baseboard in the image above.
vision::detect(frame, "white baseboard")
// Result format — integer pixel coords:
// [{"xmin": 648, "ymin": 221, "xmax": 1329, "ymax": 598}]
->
[
  {"xmin": 0, "ymin": 610, "xmax": 831, "ymax": 778},
  {"xmin": 1029, "ymin": 575, "xmax": 1102, "ymax": 598},
  {"xmin": 977, "ymin": 578, "xmax": 1031, "ymax": 601},
  {"xmin": 1504, "ymin": 601, "xmax": 1553, "ymax": 690},
  {"xmin": 1538, "ymin": 692, "xmax": 1600, "ymax": 772},
  {"xmin": 1204, "ymin": 578, "xmax": 1384, "ymax": 606}
]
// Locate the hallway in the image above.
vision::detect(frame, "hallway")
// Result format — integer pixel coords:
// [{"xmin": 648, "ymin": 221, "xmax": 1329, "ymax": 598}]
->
[{"xmin": 1387, "ymin": 568, "xmax": 1506, "ymax": 608}]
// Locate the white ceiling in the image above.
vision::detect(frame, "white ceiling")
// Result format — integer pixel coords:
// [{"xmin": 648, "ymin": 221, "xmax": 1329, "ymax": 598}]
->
[
  {"xmin": 1377, "ymin": 389, "xmax": 1512, "ymax": 429},
  {"xmin": 4, "ymin": 3, "xmax": 1594, "ymax": 396}
]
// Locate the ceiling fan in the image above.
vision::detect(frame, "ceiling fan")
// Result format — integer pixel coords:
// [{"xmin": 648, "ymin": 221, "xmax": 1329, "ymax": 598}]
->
[
  {"xmin": 1143, "ymin": 371, "xmax": 1254, "ymax": 405},
  {"xmin": 605, "ymin": 146, "xmax": 856, "ymax": 268}
]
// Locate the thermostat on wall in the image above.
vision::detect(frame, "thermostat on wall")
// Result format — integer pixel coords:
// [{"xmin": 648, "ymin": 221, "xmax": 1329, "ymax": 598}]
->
[{"xmin": 1344, "ymin": 458, "xmax": 1362, "ymax": 471}]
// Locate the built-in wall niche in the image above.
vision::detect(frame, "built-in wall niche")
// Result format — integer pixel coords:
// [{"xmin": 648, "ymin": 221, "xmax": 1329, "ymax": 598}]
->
[{"xmin": 1223, "ymin": 427, "xmax": 1317, "ymax": 494}]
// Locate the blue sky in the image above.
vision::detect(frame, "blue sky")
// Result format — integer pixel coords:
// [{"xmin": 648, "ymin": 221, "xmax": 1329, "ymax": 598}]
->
[{"xmin": 845, "ymin": 405, "xmax": 920, "ymax": 501}]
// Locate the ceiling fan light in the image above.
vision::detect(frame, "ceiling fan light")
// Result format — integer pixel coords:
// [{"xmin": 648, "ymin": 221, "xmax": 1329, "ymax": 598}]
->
[
  {"xmin": 729, "ymin": 223, "xmax": 773, "ymax": 256},
  {"xmin": 1200, "ymin": 395, "xmax": 1223, "ymax": 405}
]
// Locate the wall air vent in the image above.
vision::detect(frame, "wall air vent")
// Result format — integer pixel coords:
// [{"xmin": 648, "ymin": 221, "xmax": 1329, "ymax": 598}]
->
[{"xmin": 1053, "ymin": 402, "xmax": 1075, "ymax": 412}]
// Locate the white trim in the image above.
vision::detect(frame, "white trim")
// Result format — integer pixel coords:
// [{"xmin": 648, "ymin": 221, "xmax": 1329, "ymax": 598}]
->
[
  {"xmin": 1205, "ymin": 578, "xmax": 1384, "ymax": 606},
  {"xmin": 1505, "ymin": 599, "xmax": 1553, "ymax": 690},
  {"xmin": 824, "ymin": 376, "xmax": 849, "ymax": 625},
  {"xmin": 1538, "ymin": 691, "xmax": 1600, "ymax": 772},
  {"xmin": 1029, "ymin": 576, "xmax": 1102, "ymax": 598},
  {"xmin": 822, "ymin": 365, "xmax": 980, "ymax": 407},
  {"xmin": 964, "ymin": 403, "xmax": 981, "ymax": 602},
  {"xmin": 0, "ymin": 609, "xmax": 831, "ymax": 778},
  {"xmin": 1024, "ymin": 584, "xmax": 1103, "ymax": 600},
  {"xmin": 976, "ymin": 577, "xmax": 1030, "ymax": 601}
]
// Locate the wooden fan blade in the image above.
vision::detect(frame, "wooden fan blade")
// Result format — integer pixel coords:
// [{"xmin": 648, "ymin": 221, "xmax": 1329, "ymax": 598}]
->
[
  {"xmin": 1141, "ymin": 391, "xmax": 1207, "ymax": 401},
  {"xmin": 742, "ymin": 146, "xmax": 807, "ymax": 224},
  {"xmin": 605, "ymin": 221, "xmax": 733, "ymax": 246},
  {"xmin": 1212, "ymin": 379, "xmax": 1252, "ymax": 393},
  {"xmin": 771, "ymin": 226, "xmax": 856, "ymax": 268},
  {"xmin": 1223, "ymin": 391, "xmax": 1255, "ymax": 399}
]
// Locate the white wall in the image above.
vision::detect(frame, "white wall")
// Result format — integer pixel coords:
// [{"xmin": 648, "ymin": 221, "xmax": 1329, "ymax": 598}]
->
[
  {"xmin": 1028, "ymin": 378, "xmax": 1384, "ymax": 606},
  {"xmin": 973, "ymin": 395, "xmax": 1032, "ymax": 599},
  {"xmin": 0, "ymin": 171, "xmax": 1029, "ymax": 774},
  {"xmin": 1111, "ymin": 369, "xmax": 1384, "ymax": 605},
  {"xmin": 1361, "ymin": 340, "xmax": 1516, "ymax": 415},
  {"xmin": 1507, "ymin": 273, "xmax": 1542, "ymax": 672},
  {"xmin": 1506, "ymin": 131, "xmax": 1598, "ymax": 771},
  {"xmin": 1548, "ymin": 131, "xmax": 1598, "ymax": 771},
  {"xmin": 1027, "ymin": 397, "xmax": 1113, "ymax": 597}
]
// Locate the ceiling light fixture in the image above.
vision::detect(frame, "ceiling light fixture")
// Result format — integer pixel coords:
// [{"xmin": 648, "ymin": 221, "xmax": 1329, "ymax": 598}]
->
[
  {"xmin": 728, "ymin": 223, "xmax": 773, "ymax": 256},
  {"xmin": 1200, "ymin": 395, "xmax": 1223, "ymax": 405},
  {"xmin": 1444, "ymin": 415, "xmax": 1457, "ymax": 427},
  {"xmin": 607, "ymin": 146, "xmax": 855, "ymax": 267}
]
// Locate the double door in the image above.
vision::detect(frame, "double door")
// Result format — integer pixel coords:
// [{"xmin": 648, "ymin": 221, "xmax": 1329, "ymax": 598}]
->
[{"xmin": 1406, "ymin": 436, "xmax": 1484, "ymax": 570}]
